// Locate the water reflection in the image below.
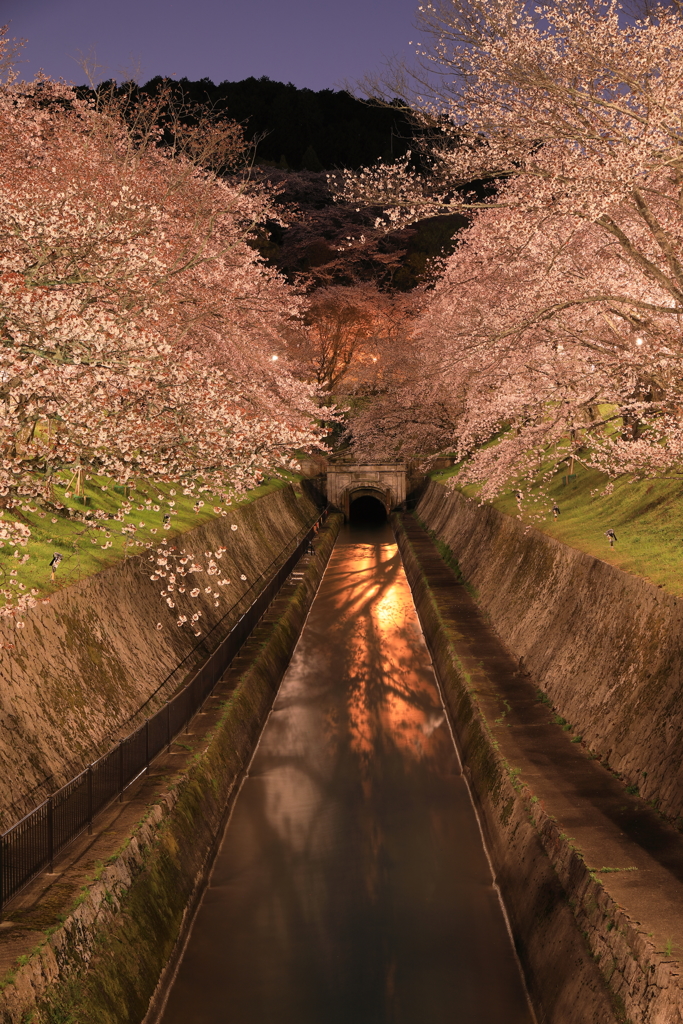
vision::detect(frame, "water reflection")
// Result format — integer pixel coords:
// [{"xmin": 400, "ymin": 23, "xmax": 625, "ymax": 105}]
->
[{"xmin": 160, "ymin": 524, "xmax": 532, "ymax": 1024}]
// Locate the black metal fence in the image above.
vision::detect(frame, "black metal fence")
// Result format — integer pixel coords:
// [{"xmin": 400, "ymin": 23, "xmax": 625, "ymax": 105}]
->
[{"xmin": 0, "ymin": 510, "xmax": 328, "ymax": 911}]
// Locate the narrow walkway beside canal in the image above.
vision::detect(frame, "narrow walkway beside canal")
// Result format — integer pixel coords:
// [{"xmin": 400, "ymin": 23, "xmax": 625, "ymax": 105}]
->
[{"xmin": 158, "ymin": 523, "xmax": 533, "ymax": 1024}]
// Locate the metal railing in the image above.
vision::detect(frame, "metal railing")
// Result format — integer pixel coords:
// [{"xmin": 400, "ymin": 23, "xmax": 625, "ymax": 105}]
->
[{"xmin": 0, "ymin": 509, "xmax": 328, "ymax": 912}]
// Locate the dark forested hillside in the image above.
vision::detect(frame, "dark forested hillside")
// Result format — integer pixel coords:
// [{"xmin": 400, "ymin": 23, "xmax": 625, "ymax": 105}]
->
[
  {"xmin": 138, "ymin": 76, "xmax": 414, "ymax": 170},
  {"xmin": 86, "ymin": 75, "xmax": 462, "ymax": 287}
]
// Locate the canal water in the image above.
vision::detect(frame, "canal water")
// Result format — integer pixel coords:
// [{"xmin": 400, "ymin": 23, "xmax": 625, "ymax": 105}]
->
[{"xmin": 158, "ymin": 523, "xmax": 533, "ymax": 1024}]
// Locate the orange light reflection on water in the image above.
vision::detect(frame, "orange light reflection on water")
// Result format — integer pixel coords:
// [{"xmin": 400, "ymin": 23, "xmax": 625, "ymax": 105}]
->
[{"xmin": 343, "ymin": 541, "xmax": 445, "ymax": 764}]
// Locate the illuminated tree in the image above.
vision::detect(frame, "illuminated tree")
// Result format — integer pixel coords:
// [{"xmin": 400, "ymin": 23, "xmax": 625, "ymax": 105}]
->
[
  {"xmin": 283, "ymin": 284, "xmax": 419, "ymax": 395},
  {"xmin": 338, "ymin": 0, "xmax": 683, "ymax": 485},
  {"xmin": 0, "ymin": 33, "xmax": 324, "ymax": 617}
]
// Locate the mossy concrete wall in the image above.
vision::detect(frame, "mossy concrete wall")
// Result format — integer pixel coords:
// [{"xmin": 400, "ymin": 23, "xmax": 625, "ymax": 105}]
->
[
  {"xmin": 0, "ymin": 485, "xmax": 318, "ymax": 829},
  {"xmin": 416, "ymin": 481, "xmax": 683, "ymax": 823},
  {"xmin": 0, "ymin": 514, "xmax": 342, "ymax": 1024}
]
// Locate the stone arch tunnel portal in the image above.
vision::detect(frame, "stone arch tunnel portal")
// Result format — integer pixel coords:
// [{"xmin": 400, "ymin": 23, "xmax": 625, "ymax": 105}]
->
[{"xmin": 324, "ymin": 462, "xmax": 410, "ymax": 520}]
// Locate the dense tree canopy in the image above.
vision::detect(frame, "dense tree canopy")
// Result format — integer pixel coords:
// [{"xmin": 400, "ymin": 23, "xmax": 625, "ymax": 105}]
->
[
  {"xmin": 340, "ymin": 0, "xmax": 683, "ymax": 489},
  {"xmin": 0, "ymin": 75, "xmax": 321, "ymax": 494},
  {"xmin": 0, "ymin": 44, "xmax": 328, "ymax": 618}
]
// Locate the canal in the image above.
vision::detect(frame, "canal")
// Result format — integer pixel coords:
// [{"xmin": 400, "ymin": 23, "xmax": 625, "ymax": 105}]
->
[{"xmin": 157, "ymin": 521, "xmax": 534, "ymax": 1024}]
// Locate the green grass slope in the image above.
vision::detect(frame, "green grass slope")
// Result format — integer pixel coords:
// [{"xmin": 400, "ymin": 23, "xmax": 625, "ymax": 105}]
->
[
  {"xmin": 431, "ymin": 463, "xmax": 683, "ymax": 596},
  {"xmin": 0, "ymin": 472, "xmax": 298, "ymax": 610}
]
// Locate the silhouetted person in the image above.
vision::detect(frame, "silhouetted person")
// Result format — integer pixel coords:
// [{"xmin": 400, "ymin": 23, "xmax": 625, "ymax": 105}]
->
[{"xmin": 552, "ymin": 504, "xmax": 560, "ymax": 519}]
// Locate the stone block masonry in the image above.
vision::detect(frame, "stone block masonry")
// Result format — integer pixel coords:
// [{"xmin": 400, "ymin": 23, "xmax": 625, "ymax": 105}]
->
[
  {"xmin": 416, "ymin": 481, "xmax": 683, "ymax": 824},
  {"xmin": 0, "ymin": 513, "xmax": 343, "ymax": 1024},
  {"xmin": 0, "ymin": 485, "xmax": 318, "ymax": 829}
]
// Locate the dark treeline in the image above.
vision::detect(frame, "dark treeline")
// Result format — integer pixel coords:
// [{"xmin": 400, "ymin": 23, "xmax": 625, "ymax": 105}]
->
[
  {"xmin": 135, "ymin": 76, "xmax": 415, "ymax": 171},
  {"xmin": 78, "ymin": 75, "xmax": 463, "ymax": 288}
]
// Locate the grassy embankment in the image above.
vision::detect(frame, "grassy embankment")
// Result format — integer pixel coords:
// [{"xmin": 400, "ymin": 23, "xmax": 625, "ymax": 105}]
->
[
  {"xmin": 431, "ymin": 461, "xmax": 683, "ymax": 596},
  {"xmin": 0, "ymin": 471, "xmax": 299, "ymax": 608}
]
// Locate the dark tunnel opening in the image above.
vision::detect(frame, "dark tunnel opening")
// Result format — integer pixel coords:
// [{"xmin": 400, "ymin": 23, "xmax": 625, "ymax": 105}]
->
[{"xmin": 349, "ymin": 495, "xmax": 387, "ymax": 526}]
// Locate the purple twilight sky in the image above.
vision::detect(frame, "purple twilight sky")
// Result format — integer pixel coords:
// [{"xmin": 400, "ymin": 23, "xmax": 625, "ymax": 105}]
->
[{"xmin": 0, "ymin": 0, "xmax": 420, "ymax": 91}]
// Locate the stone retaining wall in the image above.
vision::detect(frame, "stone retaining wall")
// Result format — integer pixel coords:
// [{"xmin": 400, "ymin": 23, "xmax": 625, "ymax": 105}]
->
[
  {"xmin": 416, "ymin": 481, "xmax": 683, "ymax": 823},
  {"xmin": 0, "ymin": 513, "xmax": 342, "ymax": 1024},
  {"xmin": 0, "ymin": 485, "xmax": 318, "ymax": 829}
]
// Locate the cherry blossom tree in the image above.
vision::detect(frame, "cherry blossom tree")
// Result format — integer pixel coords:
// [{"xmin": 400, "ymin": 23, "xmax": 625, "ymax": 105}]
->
[
  {"xmin": 337, "ymin": 0, "xmax": 683, "ymax": 488},
  {"xmin": 282, "ymin": 283, "xmax": 419, "ymax": 394},
  {"xmin": 0, "ymin": 32, "xmax": 325, "ymax": 618},
  {"xmin": 349, "ymin": 188, "xmax": 683, "ymax": 491}
]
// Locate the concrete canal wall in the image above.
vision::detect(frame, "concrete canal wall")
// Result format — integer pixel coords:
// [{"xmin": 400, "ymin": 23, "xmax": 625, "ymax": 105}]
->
[
  {"xmin": 415, "ymin": 480, "xmax": 683, "ymax": 824},
  {"xmin": 395, "ymin": 512, "xmax": 683, "ymax": 1024},
  {"xmin": 0, "ymin": 515, "xmax": 342, "ymax": 1024},
  {"xmin": 0, "ymin": 485, "xmax": 318, "ymax": 829}
]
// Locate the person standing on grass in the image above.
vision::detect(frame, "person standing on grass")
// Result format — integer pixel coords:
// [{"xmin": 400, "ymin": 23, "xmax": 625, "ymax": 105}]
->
[{"xmin": 605, "ymin": 529, "xmax": 617, "ymax": 547}]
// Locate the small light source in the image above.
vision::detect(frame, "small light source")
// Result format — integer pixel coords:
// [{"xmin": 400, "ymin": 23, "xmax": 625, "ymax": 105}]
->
[
  {"xmin": 271, "ymin": 354, "xmax": 279, "ymax": 361},
  {"xmin": 636, "ymin": 337, "xmax": 644, "ymax": 346},
  {"xmin": 372, "ymin": 356, "xmax": 378, "ymax": 363}
]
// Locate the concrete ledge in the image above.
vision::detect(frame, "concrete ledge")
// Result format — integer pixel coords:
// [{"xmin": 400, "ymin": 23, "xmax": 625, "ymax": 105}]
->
[
  {"xmin": 0, "ymin": 514, "xmax": 343, "ymax": 1024},
  {"xmin": 395, "ymin": 513, "xmax": 683, "ymax": 1024}
]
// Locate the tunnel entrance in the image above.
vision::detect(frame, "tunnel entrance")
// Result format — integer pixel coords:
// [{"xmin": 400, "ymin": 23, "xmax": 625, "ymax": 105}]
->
[{"xmin": 349, "ymin": 494, "xmax": 387, "ymax": 526}]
